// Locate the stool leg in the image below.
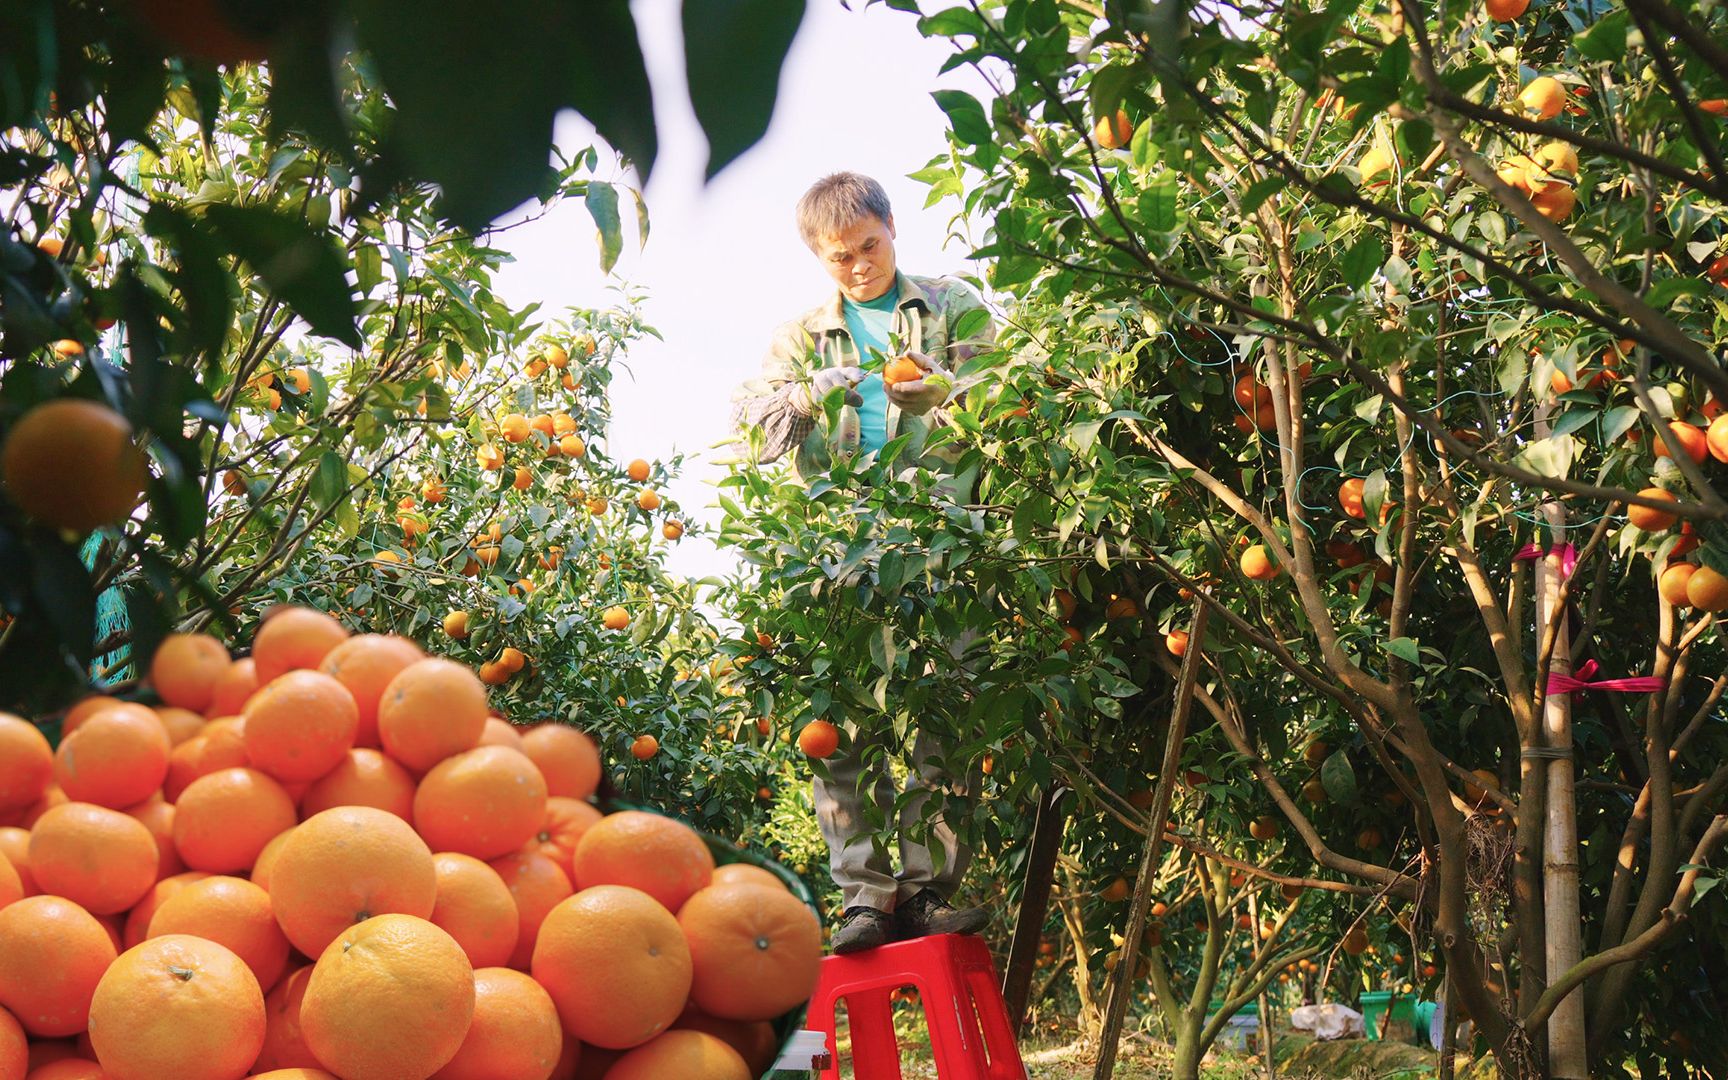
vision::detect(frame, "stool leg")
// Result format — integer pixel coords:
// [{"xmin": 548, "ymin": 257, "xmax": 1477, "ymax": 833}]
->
[
  {"xmin": 810, "ymin": 989, "xmax": 843, "ymax": 1080},
  {"xmin": 918, "ymin": 970, "xmax": 992, "ymax": 1076},
  {"xmin": 966, "ymin": 968, "xmax": 1030, "ymax": 1079},
  {"xmin": 844, "ymin": 990, "xmax": 904, "ymax": 1080}
]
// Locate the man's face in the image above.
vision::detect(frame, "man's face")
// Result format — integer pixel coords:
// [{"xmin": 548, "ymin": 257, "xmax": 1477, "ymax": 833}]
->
[{"xmin": 812, "ymin": 214, "xmax": 897, "ymax": 303}]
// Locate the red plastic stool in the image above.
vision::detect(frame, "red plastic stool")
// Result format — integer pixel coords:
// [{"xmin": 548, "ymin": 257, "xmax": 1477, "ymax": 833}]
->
[{"xmin": 808, "ymin": 933, "xmax": 1028, "ymax": 1079}]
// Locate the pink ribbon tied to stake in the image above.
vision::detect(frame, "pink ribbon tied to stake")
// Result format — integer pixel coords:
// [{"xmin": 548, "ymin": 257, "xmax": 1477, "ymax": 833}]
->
[
  {"xmin": 1513, "ymin": 542, "xmax": 1578, "ymax": 580},
  {"xmin": 1544, "ymin": 659, "xmax": 1666, "ymax": 697}
]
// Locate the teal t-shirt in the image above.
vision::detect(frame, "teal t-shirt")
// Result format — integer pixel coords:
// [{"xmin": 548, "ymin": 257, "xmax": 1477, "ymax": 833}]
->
[{"xmin": 842, "ymin": 287, "xmax": 898, "ymax": 452}]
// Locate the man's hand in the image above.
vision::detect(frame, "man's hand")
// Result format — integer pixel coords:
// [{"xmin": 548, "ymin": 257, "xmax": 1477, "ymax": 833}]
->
[
  {"xmin": 884, "ymin": 351, "xmax": 954, "ymax": 417},
  {"xmin": 795, "ymin": 366, "xmax": 866, "ymax": 414}
]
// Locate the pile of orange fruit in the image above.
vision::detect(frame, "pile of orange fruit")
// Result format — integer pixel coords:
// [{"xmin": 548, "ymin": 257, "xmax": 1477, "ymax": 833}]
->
[{"xmin": 0, "ymin": 606, "xmax": 820, "ymax": 1080}]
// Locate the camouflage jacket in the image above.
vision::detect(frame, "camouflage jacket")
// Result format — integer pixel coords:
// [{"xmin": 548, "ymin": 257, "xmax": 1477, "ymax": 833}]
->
[{"xmin": 728, "ymin": 271, "xmax": 994, "ymax": 483}]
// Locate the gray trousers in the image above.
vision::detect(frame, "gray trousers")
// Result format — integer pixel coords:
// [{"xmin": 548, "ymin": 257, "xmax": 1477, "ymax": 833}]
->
[{"xmin": 813, "ymin": 727, "xmax": 972, "ymax": 913}]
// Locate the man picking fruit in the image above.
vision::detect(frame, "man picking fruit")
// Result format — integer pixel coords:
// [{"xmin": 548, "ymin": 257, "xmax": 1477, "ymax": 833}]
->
[{"xmin": 730, "ymin": 172, "xmax": 993, "ymax": 953}]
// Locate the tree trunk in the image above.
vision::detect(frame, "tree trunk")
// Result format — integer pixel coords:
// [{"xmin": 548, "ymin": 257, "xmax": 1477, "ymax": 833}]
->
[
  {"xmin": 1170, "ymin": 1016, "xmax": 1204, "ymax": 1080},
  {"xmin": 1535, "ymin": 501, "xmax": 1588, "ymax": 1077},
  {"xmin": 1059, "ymin": 863, "xmax": 1102, "ymax": 1038}
]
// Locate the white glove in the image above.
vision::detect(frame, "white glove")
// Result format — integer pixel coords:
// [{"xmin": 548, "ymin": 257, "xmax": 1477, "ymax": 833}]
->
[{"xmin": 794, "ymin": 366, "xmax": 866, "ymax": 414}]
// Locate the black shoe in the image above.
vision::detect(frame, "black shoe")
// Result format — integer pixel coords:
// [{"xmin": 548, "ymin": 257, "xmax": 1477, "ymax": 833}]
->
[
  {"xmin": 831, "ymin": 907, "xmax": 896, "ymax": 954},
  {"xmin": 894, "ymin": 888, "xmax": 988, "ymax": 940}
]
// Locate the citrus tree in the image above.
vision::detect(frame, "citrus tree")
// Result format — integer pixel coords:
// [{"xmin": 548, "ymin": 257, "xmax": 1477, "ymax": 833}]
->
[
  {"xmin": 0, "ymin": 0, "xmax": 808, "ymax": 713},
  {"xmin": 722, "ymin": 0, "xmax": 1728, "ymax": 1073}
]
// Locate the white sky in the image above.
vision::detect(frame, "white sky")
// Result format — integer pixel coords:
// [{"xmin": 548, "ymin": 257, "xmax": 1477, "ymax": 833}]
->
[{"xmin": 490, "ymin": 0, "xmax": 994, "ymax": 585}]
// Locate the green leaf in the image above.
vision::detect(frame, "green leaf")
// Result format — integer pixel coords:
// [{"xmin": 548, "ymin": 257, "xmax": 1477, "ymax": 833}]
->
[
  {"xmin": 1320, "ymin": 751, "xmax": 1359, "ymax": 805},
  {"xmin": 311, "ymin": 452, "xmax": 347, "ymax": 511},
  {"xmin": 1384, "ymin": 636, "xmax": 1419, "ymax": 664},
  {"xmin": 1340, "ymin": 233, "xmax": 1383, "ymax": 289},
  {"xmin": 683, "ymin": 0, "xmax": 805, "ymax": 178},
  {"xmin": 932, "ymin": 89, "xmax": 991, "ymax": 147},
  {"xmin": 1239, "ymin": 176, "xmax": 1284, "ymax": 215},
  {"xmin": 203, "ymin": 205, "xmax": 359, "ymax": 347},
  {"xmin": 1141, "ymin": 170, "xmax": 1180, "ymax": 232},
  {"xmin": 586, "ymin": 182, "xmax": 623, "ymax": 274},
  {"xmin": 351, "ymin": 0, "xmax": 655, "ymax": 228},
  {"xmin": 1574, "ymin": 9, "xmax": 1628, "ymax": 63}
]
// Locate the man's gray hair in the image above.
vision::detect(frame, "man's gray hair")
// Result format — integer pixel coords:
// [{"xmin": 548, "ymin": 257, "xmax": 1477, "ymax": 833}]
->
[{"xmin": 795, "ymin": 173, "xmax": 892, "ymax": 249}]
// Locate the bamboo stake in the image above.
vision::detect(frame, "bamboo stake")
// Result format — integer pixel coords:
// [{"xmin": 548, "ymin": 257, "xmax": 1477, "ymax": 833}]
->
[
  {"xmin": 1002, "ymin": 785, "xmax": 1071, "ymax": 1034},
  {"xmin": 1092, "ymin": 601, "xmax": 1210, "ymax": 1080},
  {"xmin": 1535, "ymin": 500, "xmax": 1588, "ymax": 1077}
]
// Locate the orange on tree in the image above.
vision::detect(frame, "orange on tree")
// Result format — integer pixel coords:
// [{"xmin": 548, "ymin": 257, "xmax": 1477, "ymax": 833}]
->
[
  {"xmin": 149, "ymin": 633, "xmax": 231, "ymax": 713},
  {"xmin": 87, "ymin": 934, "xmax": 266, "ymax": 1080},
  {"xmin": 604, "ymin": 1029, "xmax": 750, "ymax": 1080},
  {"xmin": 1338, "ymin": 476, "xmax": 1366, "ymax": 519},
  {"xmin": 429, "ymin": 853, "xmax": 521, "ymax": 970},
  {"xmin": 531, "ymin": 884, "xmax": 693, "ymax": 1050},
  {"xmin": 500, "ymin": 414, "xmax": 531, "ymax": 443},
  {"xmin": 1658, "ymin": 562, "xmax": 1697, "ymax": 608},
  {"xmin": 486, "ymin": 849, "xmax": 573, "ymax": 971},
  {"xmin": 679, "ymin": 883, "xmax": 821, "ymax": 1021},
  {"xmin": 1233, "ymin": 375, "xmax": 1272, "ymax": 408},
  {"xmin": 1652, "ymin": 421, "xmax": 1708, "ymax": 463},
  {"xmin": 252, "ymin": 605, "xmax": 350, "ymax": 684},
  {"xmin": 520, "ymin": 724, "xmax": 601, "ymax": 800},
  {"xmin": 512, "ymin": 465, "xmax": 533, "ymax": 491},
  {"xmin": 268, "ymin": 806, "xmax": 437, "ymax": 957},
  {"xmin": 300, "ymin": 914, "xmax": 476, "ymax": 1080},
  {"xmin": 172, "ymin": 766, "xmax": 296, "ymax": 873},
  {"xmin": 0, "ymin": 398, "xmax": 147, "ymax": 534},
  {"xmin": 28, "ymin": 802, "xmax": 158, "ymax": 915},
  {"xmin": 1092, "ymin": 108, "xmax": 1133, "ymax": 150},
  {"xmin": 53, "ymin": 706, "xmax": 170, "ymax": 808},
  {"xmin": 1059, "ymin": 623, "xmax": 1084, "ymax": 652},
  {"xmin": 1485, "ymin": 0, "xmax": 1529, "ymax": 18},
  {"xmin": 413, "ymin": 746, "xmax": 549, "ymax": 861},
  {"xmin": 432, "ymin": 966, "xmax": 563, "ymax": 1080},
  {"xmin": 376, "ymin": 657, "xmax": 489, "ymax": 772},
  {"xmin": 242, "ymin": 670, "xmax": 359, "ymax": 783},
  {"xmin": 572, "ymin": 811, "xmax": 715, "ymax": 914},
  {"xmin": 630, "ymin": 733, "xmax": 660, "ymax": 760},
  {"xmin": 476, "ymin": 443, "xmax": 505, "ymax": 471},
  {"xmin": 663, "ymin": 517, "xmax": 684, "ymax": 539},
  {"xmin": 1239, "ymin": 544, "xmax": 1280, "ymax": 581},
  {"xmin": 1518, "ymin": 76, "xmax": 1566, "ymax": 120},
  {"xmin": 626, "ymin": 458, "xmax": 651, "ymax": 483},
  {"xmin": 544, "ymin": 344, "xmax": 570, "ymax": 369},
  {"xmin": 1101, "ymin": 877, "xmax": 1130, "ymax": 902},
  {"xmin": 299, "ymin": 748, "xmax": 416, "ymax": 824},
  {"xmin": 1165, "ymin": 629, "xmax": 1189, "ymax": 657},
  {"xmin": 883, "ymin": 356, "xmax": 925, "ymax": 385},
  {"xmin": 1249, "ymin": 816, "xmax": 1279, "ymax": 840},
  {"xmin": 1358, "ymin": 145, "xmax": 1396, "ymax": 186},
  {"xmin": 1686, "ymin": 565, "xmax": 1728, "ymax": 613},
  {"xmin": 444, "ymin": 610, "xmax": 471, "ymax": 639},
  {"xmin": 602, "ymin": 605, "xmax": 631, "ymax": 631},
  {"xmin": 1342, "ymin": 926, "xmax": 1370, "ymax": 955},
  {"xmin": 558, "ymin": 434, "xmax": 586, "ymax": 458},
  {"xmin": 797, "ymin": 719, "xmax": 840, "ymax": 759},
  {"xmin": 146, "ymin": 875, "xmax": 289, "ymax": 992},
  {"xmin": 130, "ymin": 0, "xmax": 275, "ymax": 63},
  {"xmin": 1530, "ymin": 185, "xmax": 1576, "ymax": 222},
  {"xmin": 1707, "ymin": 415, "xmax": 1728, "ymax": 463},
  {"xmin": 1627, "ymin": 488, "xmax": 1679, "ymax": 531},
  {"xmin": 636, "ymin": 488, "xmax": 661, "ymax": 511}
]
